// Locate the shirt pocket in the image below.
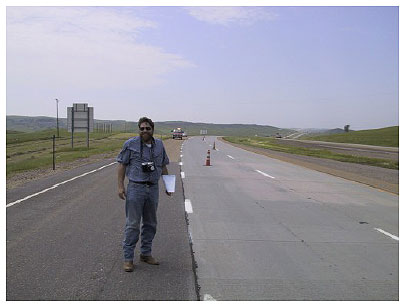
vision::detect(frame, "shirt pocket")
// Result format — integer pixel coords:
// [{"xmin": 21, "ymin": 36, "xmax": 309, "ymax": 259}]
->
[
  {"xmin": 129, "ymin": 149, "xmax": 141, "ymax": 162},
  {"xmin": 153, "ymin": 148, "xmax": 164, "ymax": 167}
]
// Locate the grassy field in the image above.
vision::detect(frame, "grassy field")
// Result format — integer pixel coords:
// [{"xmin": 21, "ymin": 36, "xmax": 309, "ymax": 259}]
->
[
  {"xmin": 223, "ymin": 136, "xmax": 398, "ymax": 170},
  {"xmin": 6, "ymin": 129, "xmax": 170, "ymax": 176},
  {"xmin": 302, "ymin": 126, "xmax": 399, "ymax": 147}
]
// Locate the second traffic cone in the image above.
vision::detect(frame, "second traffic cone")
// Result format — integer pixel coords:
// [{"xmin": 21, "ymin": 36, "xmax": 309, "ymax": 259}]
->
[{"xmin": 205, "ymin": 150, "xmax": 211, "ymax": 166}]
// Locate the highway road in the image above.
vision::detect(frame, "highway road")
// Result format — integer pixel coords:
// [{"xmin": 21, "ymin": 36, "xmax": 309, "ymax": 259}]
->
[
  {"xmin": 6, "ymin": 135, "xmax": 399, "ymax": 301},
  {"xmin": 6, "ymin": 160, "xmax": 196, "ymax": 300},
  {"xmin": 181, "ymin": 136, "xmax": 398, "ymax": 300}
]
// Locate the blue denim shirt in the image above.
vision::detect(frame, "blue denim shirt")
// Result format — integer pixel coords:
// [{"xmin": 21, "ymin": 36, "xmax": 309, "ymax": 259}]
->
[{"xmin": 116, "ymin": 136, "xmax": 170, "ymax": 183}]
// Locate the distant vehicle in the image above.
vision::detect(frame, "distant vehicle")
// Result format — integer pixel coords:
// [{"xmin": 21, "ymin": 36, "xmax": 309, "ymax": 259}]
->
[
  {"xmin": 275, "ymin": 133, "xmax": 282, "ymax": 138},
  {"xmin": 182, "ymin": 132, "xmax": 187, "ymax": 138},
  {"xmin": 172, "ymin": 128, "xmax": 184, "ymax": 140}
]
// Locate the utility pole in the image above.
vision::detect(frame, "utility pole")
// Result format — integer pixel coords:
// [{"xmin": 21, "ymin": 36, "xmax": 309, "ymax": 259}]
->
[{"xmin": 55, "ymin": 98, "xmax": 59, "ymax": 137}]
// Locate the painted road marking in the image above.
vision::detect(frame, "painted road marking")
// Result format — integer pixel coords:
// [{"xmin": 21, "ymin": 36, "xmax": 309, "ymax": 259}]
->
[
  {"xmin": 179, "ymin": 162, "xmax": 183, "ymax": 166},
  {"xmin": 203, "ymin": 294, "xmax": 216, "ymax": 301},
  {"xmin": 255, "ymin": 170, "xmax": 275, "ymax": 179},
  {"xmin": 6, "ymin": 162, "xmax": 117, "ymax": 208},
  {"xmin": 374, "ymin": 228, "xmax": 399, "ymax": 241},
  {"xmin": 185, "ymin": 199, "xmax": 193, "ymax": 213},
  {"xmin": 227, "ymin": 155, "xmax": 235, "ymax": 159},
  {"xmin": 181, "ymin": 172, "xmax": 185, "ymax": 179},
  {"xmin": 180, "ymin": 154, "xmax": 183, "ymax": 158}
]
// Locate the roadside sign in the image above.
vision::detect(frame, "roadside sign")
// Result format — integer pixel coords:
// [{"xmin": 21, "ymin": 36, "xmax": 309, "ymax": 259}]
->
[
  {"xmin": 67, "ymin": 103, "xmax": 94, "ymax": 148},
  {"xmin": 67, "ymin": 103, "xmax": 94, "ymax": 133}
]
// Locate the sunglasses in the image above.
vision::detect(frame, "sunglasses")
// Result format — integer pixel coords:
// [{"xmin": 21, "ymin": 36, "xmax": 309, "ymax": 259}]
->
[{"xmin": 139, "ymin": 127, "xmax": 152, "ymax": 131}]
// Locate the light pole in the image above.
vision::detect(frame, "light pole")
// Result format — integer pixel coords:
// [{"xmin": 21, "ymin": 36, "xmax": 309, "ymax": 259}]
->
[{"xmin": 55, "ymin": 98, "xmax": 59, "ymax": 137}]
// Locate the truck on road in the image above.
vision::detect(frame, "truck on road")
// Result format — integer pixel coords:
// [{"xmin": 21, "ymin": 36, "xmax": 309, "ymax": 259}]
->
[{"xmin": 172, "ymin": 128, "xmax": 184, "ymax": 140}]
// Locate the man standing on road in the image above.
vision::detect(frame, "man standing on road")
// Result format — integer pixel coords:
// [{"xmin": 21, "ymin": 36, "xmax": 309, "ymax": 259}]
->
[{"xmin": 117, "ymin": 117, "xmax": 172, "ymax": 272}]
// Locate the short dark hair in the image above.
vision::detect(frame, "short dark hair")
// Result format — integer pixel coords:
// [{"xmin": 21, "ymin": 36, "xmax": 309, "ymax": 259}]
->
[{"xmin": 138, "ymin": 117, "xmax": 154, "ymax": 130}]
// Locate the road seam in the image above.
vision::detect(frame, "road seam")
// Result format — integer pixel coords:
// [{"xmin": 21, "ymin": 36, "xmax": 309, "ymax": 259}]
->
[{"xmin": 179, "ymin": 146, "xmax": 201, "ymax": 300}]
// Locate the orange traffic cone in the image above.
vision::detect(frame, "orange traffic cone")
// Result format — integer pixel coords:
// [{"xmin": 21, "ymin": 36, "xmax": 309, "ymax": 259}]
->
[{"xmin": 205, "ymin": 150, "xmax": 211, "ymax": 166}]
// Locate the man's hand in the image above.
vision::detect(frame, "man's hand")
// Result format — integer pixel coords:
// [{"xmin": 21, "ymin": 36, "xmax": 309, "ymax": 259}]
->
[
  {"xmin": 118, "ymin": 187, "xmax": 126, "ymax": 200},
  {"xmin": 165, "ymin": 190, "xmax": 173, "ymax": 196},
  {"xmin": 117, "ymin": 163, "xmax": 127, "ymax": 200}
]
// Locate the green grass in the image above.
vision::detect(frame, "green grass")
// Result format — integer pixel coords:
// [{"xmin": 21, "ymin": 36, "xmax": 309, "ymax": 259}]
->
[
  {"xmin": 303, "ymin": 126, "xmax": 399, "ymax": 147},
  {"xmin": 223, "ymin": 136, "xmax": 398, "ymax": 170},
  {"xmin": 6, "ymin": 129, "xmax": 171, "ymax": 176}
]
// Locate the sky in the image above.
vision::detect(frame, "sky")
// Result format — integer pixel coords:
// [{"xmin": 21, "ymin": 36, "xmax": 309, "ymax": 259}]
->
[{"xmin": 5, "ymin": 4, "xmax": 399, "ymax": 130}]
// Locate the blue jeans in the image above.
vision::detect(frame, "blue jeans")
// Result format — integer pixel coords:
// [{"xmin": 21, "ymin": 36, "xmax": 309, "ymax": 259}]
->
[{"xmin": 123, "ymin": 181, "xmax": 159, "ymax": 261}]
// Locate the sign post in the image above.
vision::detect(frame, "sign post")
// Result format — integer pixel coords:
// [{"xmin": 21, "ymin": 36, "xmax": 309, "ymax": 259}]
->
[
  {"xmin": 52, "ymin": 135, "xmax": 56, "ymax": 170},
  {"xmin": 67, "ymin": 103, "xmax": 94, "ymax": 148}
]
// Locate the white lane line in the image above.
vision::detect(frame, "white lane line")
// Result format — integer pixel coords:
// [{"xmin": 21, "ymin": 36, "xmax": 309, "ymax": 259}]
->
[
  {"xmin": 374, "ymin": 228, "xmax": 399, "ymax": 241},
  {"xmin": 227, "ymin": 155, "xmax": 235, "ymax": 159},
  {"xmin": 6, "ymin": 162, "xmax": 117, "ymax": 208},
  {"xmin": 179, "ymin": 162, "xmax": 183, "ymax": 166},
  {"xmin": 255, "ymin": 169, "xmax": 275, "ymax": 179},
  {"xmin": 181, "ymin": 172, "xmax": 185, "ymax": 179},
  {"xmin": 203, "ymin": 294, "xmax": 216, "ymax": 301},
  {"xmin": 180, "ymin": 154, "xmax": 183, "ymax": 158},
  {"xmin": 185, "ymin": 199, "xmax": 193, "ymax": 213}
]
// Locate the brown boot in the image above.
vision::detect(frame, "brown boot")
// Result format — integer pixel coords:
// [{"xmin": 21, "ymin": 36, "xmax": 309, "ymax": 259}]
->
[
  {"xmin": 140, "ymin": 254, "xmax": 160, "ymax": 265},
  {"xmin": 123, "ymin": 261, "xmax": 134, "ymax": 272}
]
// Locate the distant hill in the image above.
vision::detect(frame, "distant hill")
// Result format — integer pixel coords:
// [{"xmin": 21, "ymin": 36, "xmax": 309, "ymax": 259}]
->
[
  {"xmin": 153, "ymin": 121, "xmax": 294, "ymax": 137},
  {"xmin": 304, "ymin": 126, "xmax": 399, "ymax": 147},
  {"xmin": 6, "ymin": 115, "xmax": 295, "ymax": 137}
]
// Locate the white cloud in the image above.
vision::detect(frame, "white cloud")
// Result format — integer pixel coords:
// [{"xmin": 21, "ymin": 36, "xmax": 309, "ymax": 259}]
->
[
  {"xmin": 7, "ymin": 7, "xmax": 194, "ymax": 92},
  {"xmin": 184, "ymin": 6, "xmax": 277, "ymax": 26}
]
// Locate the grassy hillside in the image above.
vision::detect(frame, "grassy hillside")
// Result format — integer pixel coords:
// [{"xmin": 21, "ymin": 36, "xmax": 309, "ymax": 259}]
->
[
  {"xmin": 6, "ymin": 115, "xmax": 295, "ymax": 137},
  {"xmin": 154, "ymin": 121, "xmax": 294, "ymax": 137},
  {"xmin": 6, "ymin": 128, "xmax": 171, "ymax": 176},
  {"xmin": 303, "ymin": 126, "xmax": 398, "ymax": 147}
]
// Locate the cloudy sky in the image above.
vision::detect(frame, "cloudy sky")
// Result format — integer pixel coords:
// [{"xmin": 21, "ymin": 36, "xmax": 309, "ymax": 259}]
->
[{"xmin": 6, "ymin": 4, "xmax": 399, "ymax": 129}]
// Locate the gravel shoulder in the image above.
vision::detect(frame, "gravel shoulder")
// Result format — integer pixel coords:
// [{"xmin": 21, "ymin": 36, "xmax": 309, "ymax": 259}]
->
[{"xmin": 220, "ymin": 137, "xmax": 399, "ymax": 195}]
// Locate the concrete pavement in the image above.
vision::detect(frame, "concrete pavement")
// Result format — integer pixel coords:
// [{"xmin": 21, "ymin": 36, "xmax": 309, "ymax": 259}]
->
[{"xmin": 181, "ymin": 136, "xmax": 398, "ymax": 300}]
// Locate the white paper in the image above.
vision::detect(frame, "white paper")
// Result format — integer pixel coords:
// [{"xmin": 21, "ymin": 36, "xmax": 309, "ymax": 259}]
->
[{"xmin": 162, "ymin": 175, "xmax": 176, "ymax": 193}]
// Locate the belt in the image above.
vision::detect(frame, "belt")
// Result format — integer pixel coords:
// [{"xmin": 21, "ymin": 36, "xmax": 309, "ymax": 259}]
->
[{"xmin": 131, "ymin": 181, "xmax": 156, "ymax": 186}]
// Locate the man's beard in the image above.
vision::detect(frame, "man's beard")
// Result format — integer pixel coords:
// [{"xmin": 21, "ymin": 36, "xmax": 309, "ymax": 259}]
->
[{"xmin": 141, "ymin": 132, "xmax": 153, "ymax": 142}]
